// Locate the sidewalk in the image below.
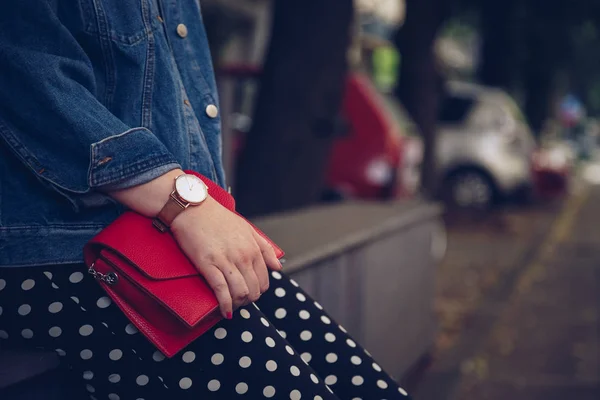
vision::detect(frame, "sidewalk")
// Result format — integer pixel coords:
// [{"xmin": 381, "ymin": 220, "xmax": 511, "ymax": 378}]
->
[{"xmin": 413, "ymin": 185, "xmax": 600, "ymax": 399}]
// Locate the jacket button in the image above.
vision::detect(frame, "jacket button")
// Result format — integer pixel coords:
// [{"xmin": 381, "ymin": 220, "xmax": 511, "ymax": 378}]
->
[
  {"xmin": 205, "ymin": 104, "xmax": 218, "ymax": 118},
  {"xmin": 176, "ymin": 24, "xmax": 188, "ymax": 38}
]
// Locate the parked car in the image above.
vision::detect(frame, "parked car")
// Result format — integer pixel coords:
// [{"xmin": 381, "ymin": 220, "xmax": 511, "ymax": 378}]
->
[
  {"xmin": 436, "ymin": 82, "xmax": 538, "ymax": 207},
  {"xmin": 218, "ymin": 65, "xmax": 421, "ymax": 202},
  {"xmin": 383, "ymin": 82, "xmax": 537, "ymax": 209},
  {"xmin": 322, "ymin": 72, "xmax": 422, "ymax": 200}
]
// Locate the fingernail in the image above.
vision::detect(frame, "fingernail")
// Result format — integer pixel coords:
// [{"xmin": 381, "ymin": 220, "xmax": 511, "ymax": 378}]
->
[{"xmin": 226, "ymin": 312, "xmax": 232, "ymax": 320}]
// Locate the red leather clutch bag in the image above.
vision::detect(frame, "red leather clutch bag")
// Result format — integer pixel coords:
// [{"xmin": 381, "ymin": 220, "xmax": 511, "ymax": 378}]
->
[{"xmin": 83, "ymin": 171, "xmax": 284, "ymax": 358}]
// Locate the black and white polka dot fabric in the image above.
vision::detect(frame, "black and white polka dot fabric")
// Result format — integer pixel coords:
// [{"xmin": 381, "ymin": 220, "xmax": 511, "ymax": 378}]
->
[{"xmin": 0, "ymin": 266, "xmax": 410, "ymax": 399}]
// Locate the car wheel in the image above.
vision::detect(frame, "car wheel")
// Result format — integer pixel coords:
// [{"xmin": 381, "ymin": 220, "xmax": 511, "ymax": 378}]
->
[{"xmin": 444, "ymin": 169, "xmax": 496, "ymax": 209}]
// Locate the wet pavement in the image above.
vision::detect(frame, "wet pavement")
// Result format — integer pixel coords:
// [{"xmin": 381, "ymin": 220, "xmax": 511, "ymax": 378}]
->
[{"xmin": 412, "ymin": 184, "xmax": 600, "ymax": 400}]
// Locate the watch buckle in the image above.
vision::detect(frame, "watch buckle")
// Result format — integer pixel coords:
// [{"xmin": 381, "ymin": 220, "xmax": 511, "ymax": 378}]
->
[{"xmin": 152, "ymin": 218, "xmax": 169, "ymax": 233}]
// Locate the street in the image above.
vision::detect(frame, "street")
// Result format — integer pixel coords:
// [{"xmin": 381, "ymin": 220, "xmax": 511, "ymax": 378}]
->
[{"xmin": 412, "ymin": 179, "xmax": 600, "ymax": 399}]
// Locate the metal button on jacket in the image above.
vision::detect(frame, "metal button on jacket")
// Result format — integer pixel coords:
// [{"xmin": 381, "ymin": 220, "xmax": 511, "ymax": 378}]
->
[
  {"xmin": 205, "ymin": 104, "xmax": 218, "ymax": 118},
  {"xmin": 177, "ymin": 24, "xmax": 188, "ymax": 38}
]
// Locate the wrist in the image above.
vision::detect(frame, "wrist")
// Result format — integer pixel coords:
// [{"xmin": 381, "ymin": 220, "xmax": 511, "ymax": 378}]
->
[
  {"xmin": 107, "ymin": 168, "xmax": 183, "ymax": 217},
  {"xmin": 170, "ymin": 194, "xmax": 215, "ymax": 233}
]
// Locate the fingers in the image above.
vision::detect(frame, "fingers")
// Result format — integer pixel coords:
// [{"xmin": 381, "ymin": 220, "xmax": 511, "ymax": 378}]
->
[
  {"xmin": 220, "ymin": 261, "xmax": 252, "ymax": 311},
  {"xmin": 235, "ymin": 255, "xmax": 261, "ymax": 304},
  {"xmin": 199, "ymin": 258, "xmax": 252, "ymax": 319},
  {"xmin": 253, "ymin": 254, "xmax": 269, "ymax": 294},
  {"xmin": 198, "ymin": 248, "xmax": 264, "ymax": 318},
  {"xmin": 174, "ymin": 202, "xmax": 283, "ymax": 320},
  {"xmin": 199, "ymin": 264, "xmax": 233, "ymax": 319},
  {"xmin": 254, "ymin": 231, "xmax": 282, "ymax": 271}
]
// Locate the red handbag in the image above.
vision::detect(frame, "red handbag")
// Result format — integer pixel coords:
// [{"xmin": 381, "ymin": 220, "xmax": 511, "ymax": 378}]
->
[{"xmin": 83, "ymin": 171, "xmax": 284, "ymax": 358}]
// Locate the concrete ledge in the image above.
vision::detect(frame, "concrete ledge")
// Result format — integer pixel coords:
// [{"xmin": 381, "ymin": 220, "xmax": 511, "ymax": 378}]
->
[{"xmin": 253, "ymin": 199, "xmax": 443, "ymax": 273}]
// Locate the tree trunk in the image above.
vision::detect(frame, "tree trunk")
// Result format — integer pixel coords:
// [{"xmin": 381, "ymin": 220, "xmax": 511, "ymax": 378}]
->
[
  {"xmin": 523, "ymin": 57, "xmax": 554, "ymax": 136},
  {"xmin": 234, "ymin": 0, "xmax": 354, "ymax": 217},
  {"xmin": 477, "ymin": 0, "xmax": 517, "ymax": 90},
  {"xmin": 394, "ymin": 0, "xmax": 448, "ymax": 199},
  {"xmin": 520, "ymin": 0, "xmax": 570, "ymax": 137}
]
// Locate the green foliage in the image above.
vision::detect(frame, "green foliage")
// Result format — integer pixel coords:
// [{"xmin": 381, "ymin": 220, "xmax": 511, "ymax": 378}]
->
[{"xmin": 372, "ymin": 46, "xmax": 400, "ymax": 93}]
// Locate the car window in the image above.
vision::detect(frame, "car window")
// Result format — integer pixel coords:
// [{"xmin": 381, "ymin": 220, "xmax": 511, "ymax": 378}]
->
[
  {"xmin": 438, "ymin": 94, "xmax": 475, "ymax": 124},
  {"xmin": 469, "ymin": 98, "xmax": 511, "ymax": 130}
]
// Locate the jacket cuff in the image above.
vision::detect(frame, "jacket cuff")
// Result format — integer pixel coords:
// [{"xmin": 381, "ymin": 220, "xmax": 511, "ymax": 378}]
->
[
  {"xmin": 98, "ymin": 162, "xmax": 181, "ymax": 191},
  {"xmin": 89, "ymin": 128, "xmax": 179, "ymax": 188}
]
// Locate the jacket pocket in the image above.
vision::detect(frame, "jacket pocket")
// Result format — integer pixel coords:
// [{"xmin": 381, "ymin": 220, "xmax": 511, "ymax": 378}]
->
[{"xmin": 79, "ymin": 0, "xmax": 155, "ymax": 45}]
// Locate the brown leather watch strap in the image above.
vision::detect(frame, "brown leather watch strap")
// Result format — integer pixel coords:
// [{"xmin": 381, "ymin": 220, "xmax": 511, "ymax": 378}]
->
[{"xmin": 152, "ymin": 195, "xmax": 186, "ymax": 233}]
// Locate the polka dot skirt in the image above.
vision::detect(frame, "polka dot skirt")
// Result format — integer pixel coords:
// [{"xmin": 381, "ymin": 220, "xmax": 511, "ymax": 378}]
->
[{"xmin": 0, "ymin": 266, "xmax": 411, "ymax": 400}]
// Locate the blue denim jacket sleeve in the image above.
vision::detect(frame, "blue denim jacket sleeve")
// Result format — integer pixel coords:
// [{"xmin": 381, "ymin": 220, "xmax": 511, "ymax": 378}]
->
[
  {"xmin": 0, "ymin": 2, "xmax": 179, "ymax": 199},
  {"xmin": 100, "ymin": 163, "xmax": 181, "ymax": 191}
]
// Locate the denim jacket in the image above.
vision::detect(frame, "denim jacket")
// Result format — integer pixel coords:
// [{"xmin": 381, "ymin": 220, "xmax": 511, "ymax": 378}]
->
[{"xmin": 0, "ymin": 0, "xmax": 226, "ymax": 267}]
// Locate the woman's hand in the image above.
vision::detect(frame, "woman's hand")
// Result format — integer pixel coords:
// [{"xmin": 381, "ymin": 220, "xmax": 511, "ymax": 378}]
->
[
  {"xmin": 171, "ymin": 196, "xmax": 281, "ymax": 318},
  {"xmin": 107, "ymin": 168, "xmax": 282, "ymax": 319}
]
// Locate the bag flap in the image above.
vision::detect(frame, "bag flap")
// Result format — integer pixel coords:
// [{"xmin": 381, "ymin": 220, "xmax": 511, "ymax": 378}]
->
[{"xmin": 86, "ymin": 212, "xmax": 198, "ymax": 280}]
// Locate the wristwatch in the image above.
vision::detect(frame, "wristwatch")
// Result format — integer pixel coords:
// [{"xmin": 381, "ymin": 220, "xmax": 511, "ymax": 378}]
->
[{"xmin": 152, "ymin": 173, "xmax": 209, "ymax": 233}]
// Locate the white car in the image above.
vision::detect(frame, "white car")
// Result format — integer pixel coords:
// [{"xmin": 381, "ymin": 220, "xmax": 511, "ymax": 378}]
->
[
  {"xmin": 434, "ymin": 81, "xmax": 537, "ymax": 207},
  {"xmin": 385, "ymin": 81, "xmax": 537, "ymax": 208}
]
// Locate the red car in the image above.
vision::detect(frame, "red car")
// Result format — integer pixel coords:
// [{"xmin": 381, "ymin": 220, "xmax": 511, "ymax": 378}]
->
[{"xmin": 218, "ymin": 65, "xmax": 421, "ymax": 202}]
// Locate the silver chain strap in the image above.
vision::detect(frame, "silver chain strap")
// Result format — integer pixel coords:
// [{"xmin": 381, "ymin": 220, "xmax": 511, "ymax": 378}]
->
[{"xmin": 88, "ymin": 263, "xmax": 119, "ymax": 285}]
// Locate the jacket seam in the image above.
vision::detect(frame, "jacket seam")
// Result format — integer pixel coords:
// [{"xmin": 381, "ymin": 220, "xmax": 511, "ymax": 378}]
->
[
  {"xmin": 80, "ymin": 0, "xmax": 155, "ymax": 46},
  {"xmin": 140, "ymin": 0, "xmax": 155, "ymax": 129},
  {"xmin": 0, "ymin": 121, "xmax": 44, "ymax": 173},
  {"xmin": 0, "ymin": 224, "xmax": 105, "ymax": 232},
  {"xmin": 92, "ymin": 0, "xmax": 116, "ymax": 110}
]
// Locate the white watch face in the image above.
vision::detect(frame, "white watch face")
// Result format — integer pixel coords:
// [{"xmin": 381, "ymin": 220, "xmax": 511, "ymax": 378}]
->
[{"xmin": 175, "ymin": 174, "xmax": 208, "ymax": 204}]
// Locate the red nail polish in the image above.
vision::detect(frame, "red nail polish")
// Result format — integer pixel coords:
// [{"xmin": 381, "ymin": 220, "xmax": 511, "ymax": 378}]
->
[{"xmin": 226, "ymin": 312, "xmax": 232, "ymax": 320}]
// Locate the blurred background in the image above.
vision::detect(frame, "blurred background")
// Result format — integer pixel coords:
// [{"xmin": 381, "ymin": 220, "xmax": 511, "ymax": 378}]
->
[{"xmin": 200, "ymin": 0, "xmax": 600, "ymax": 399}]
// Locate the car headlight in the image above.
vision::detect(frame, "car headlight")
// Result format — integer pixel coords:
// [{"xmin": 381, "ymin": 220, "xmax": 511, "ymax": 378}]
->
[{"xmin": 365, "ymin": 158, "xmax": 394, "ymax": 185}]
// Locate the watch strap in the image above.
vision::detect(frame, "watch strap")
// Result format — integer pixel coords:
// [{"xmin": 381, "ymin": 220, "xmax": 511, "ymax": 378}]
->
[{"xmin": 152, "ymin": 195, "xmax": 187, "ymax": 233}]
